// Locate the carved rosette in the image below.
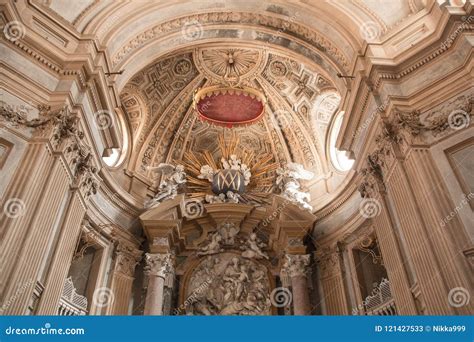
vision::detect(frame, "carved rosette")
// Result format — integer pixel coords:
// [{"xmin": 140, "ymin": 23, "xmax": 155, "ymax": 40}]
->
[
  {"xmin": 114, "ymin": 243, "xmax": 143, "ymax": 278},
  {"xmin": 281, "ymin": 254, "xmax": 311, "ymax": 278}
]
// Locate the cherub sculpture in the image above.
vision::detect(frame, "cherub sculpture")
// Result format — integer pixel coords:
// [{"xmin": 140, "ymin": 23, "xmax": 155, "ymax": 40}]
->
[
  {"xmin": 144, "ymin": 163, "xmax": 187, "ymax": 209},
  {"xmin": 197, "ymin": 232, "xmax": 224, "ymax": 256},
  {"xmin": 241, "ymin": 233, "xmax": 269, "ymax": 260},
  {"xmin": 276, "ymin": 162, "xmax": 314, "ymax": 211},
  {"xmin": 221, "ymin": 155, "xmax": 251, "ymax": 185}
]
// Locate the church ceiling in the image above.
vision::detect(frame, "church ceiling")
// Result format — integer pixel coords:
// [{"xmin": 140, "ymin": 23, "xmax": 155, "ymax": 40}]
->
[{"xmin": 120, "ymin": 47, "xmax": 340, "ymax": 182}]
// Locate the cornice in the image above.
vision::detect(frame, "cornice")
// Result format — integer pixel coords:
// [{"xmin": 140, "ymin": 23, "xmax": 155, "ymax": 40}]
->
[
  {"xmin": 341, "ymin": 15, "xmax": 473, "ymax": 153},
  {"xmin": 110, "ymin": 11, "xmax": 350, "ymax": 72}
]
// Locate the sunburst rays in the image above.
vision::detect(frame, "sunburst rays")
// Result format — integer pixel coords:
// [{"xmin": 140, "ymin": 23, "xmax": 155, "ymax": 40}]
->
[{"xmin": 178, "ymin": 133, "xmax": 278, "ymax": 203}]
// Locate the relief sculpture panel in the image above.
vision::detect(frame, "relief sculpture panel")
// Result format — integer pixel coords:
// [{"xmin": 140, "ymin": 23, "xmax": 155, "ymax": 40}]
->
[{"xmin": 184, "ymin": 253, "xmax": 271, "ymax": 315}]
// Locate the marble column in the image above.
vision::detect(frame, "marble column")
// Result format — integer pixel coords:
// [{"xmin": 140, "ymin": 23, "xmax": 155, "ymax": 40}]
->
[
  {"xmin": 315, "ymin": 246, "xmax": 349, "ymax": 315},
  {"xmin": 106, "ymin": 242, "xmax": 142, "ymax": 315},
  {"xmin": 143, "ymin": 253, "xmax": 174, "ymax": 315},
  {"xmin": 282, "ymin": 254, "xmax": 311, "ymax": 315}
]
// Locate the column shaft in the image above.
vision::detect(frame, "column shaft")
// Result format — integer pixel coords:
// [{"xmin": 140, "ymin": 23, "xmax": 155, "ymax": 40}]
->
[{"xmin": 36, "ymin": 192, "xmax": 86, "ymax": 314}]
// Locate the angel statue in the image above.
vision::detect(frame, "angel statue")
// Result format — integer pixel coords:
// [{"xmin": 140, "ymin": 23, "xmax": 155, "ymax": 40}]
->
[
  {"xmin": 276, "ymin": 162, "xmax": 314, "ymax": 211},
  {"xmin": 221, "ymin": 155, "xmax": 251, "ymax": 185},
  {"xmin": 144, "ymin": 163, "xmax": 187, "ymax": 209},
  {"xmin": 197, "ymin": 232, "xmax": 224, "ymax": 256},
  {"xmin": 241, "ymin": 233, "xmax": 269, "ymax": 260}
]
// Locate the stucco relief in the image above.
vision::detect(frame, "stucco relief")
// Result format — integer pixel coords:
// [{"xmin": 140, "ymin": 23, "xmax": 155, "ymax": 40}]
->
[{"xmin": 184, "ymin": 253, "xmax": 271, "ymax": 315}]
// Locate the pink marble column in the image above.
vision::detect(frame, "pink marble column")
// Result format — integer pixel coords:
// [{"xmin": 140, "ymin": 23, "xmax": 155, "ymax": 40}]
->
[
  {"xmin": 282, "ymin": 254, "xmax": 311, "ymax": 315},
  {"xmin": 143, "ymin": 253, "xmax": 174, "ymax": 315}
]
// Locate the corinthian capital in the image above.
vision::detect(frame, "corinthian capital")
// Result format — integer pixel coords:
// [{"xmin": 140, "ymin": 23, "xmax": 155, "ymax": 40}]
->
[
  {"xmin": 282, "ymin": 254, "xmax": 311, "ymax": 278},
  {"xmin": 144, "ymin": 253, "xmax": 174, "ymax": 278},
  {"xmin": 114, "ymin": 242, "xmax": 143, "ymax": 277}
]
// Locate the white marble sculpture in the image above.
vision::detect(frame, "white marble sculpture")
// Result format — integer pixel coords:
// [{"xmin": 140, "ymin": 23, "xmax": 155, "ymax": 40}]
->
[
  {"xmin": 276, "ymin": 162, "xmax": 314, "ymax": 211},
  {"xmin": 241, "ymin": 233, "xmax": 269, "ymax": 260},
  {"xmin": 144, "ymin": 163, "xmax": 187, "ymax": 209}
]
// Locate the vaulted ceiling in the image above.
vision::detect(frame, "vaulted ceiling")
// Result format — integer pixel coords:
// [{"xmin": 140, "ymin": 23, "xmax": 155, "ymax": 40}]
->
[
  {"xmin": 34, "ymin": 0, "xmax": 429, "ymax": 208},
  {"xmin": 120, "ymin": 47, "xmax": 339, "ymax": 181}
]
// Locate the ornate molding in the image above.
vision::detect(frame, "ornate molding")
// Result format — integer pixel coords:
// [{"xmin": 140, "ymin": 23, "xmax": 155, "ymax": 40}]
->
[
  {"xmin": 395, "ymin": 96, "xmax": 473, "ymax": 138},
  {"xmin": 111, "ymin": 12, "xmax": 349, "ymax": 71},
  {"xmin": 372, "ymin": 22, "xmax": 474, "ymax": 90}
]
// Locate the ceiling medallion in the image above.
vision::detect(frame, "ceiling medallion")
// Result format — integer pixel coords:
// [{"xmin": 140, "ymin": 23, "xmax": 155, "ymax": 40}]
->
[{"xmin": 193, "ymin": 85, "xmax": 266, "ymax": 127}]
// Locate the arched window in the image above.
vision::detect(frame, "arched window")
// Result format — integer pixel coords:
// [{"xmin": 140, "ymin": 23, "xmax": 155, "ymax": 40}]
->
[{"xmin": 329, "ymin": 111, "xmax": 354, "ymax": 172}]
